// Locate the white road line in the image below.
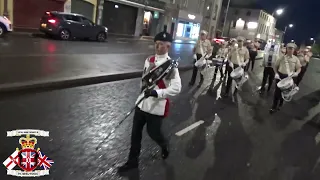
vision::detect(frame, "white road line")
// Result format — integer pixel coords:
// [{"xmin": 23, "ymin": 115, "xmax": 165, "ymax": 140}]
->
[{"xmin": 175, "ymin": 120, "xmax": 204, "ymax": 136}]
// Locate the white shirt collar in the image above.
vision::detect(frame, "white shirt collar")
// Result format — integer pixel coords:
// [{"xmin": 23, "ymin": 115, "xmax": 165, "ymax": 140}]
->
[{"xmin": 155, "ymin": 53, "xmax": 169, "ymax": 59}]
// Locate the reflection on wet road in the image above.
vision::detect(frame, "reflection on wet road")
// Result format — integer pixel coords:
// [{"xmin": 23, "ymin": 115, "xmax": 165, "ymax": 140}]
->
[{"xmin": 1, "ymin": 59, "xmax": 320, "ymax": 179}]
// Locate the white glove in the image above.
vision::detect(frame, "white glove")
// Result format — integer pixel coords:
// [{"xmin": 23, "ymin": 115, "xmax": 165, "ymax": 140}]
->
[
  {"xmin": 241, "ymin": 62, "xmax": 247, "ymax": 67},
  {"xmin": 204, "ymin": 54, "xmax": 210, "ymax": 59},
  {"xmin": 290, "ymin": 72, "xmax": 299, "ymax": 77},
  {"xmin": 229, "ymin": 62, "xmax": 234, "ymax": 69},
  {"xmin": 193, "ymin": 54, "xmax": 197, "ymax": 60},
  {"xmin": 275, "ymin": 73, "xmax": 280, "ymax": 80}
]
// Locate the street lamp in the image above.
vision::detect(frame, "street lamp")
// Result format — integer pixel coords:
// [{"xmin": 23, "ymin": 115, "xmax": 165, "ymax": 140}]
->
[
  {"xmin": 275, "ymin": 9, "xmax": 284, "ymax": 16},
  {"xmin": 291, "ymin": 40, "xmax": 294, "ymax": 42},
  {"xmin": 282, "ymin": 24, "xmax": 294, "ymax": 43},
  {"xmin": 311, "ymin": 37, "xmax": 316, "ymax": 46}
]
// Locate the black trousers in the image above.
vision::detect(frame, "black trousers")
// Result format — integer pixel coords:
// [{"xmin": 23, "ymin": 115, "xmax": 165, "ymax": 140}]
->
[
  {"xmin": 128, "ymin": 107, "xmax": 167, "ymax": 162},
  {"xmin": 261, "ymin": 67, "xmax": 275, "ymax": 91},
  {"xmin": 245, "ymin": 51, "xmax": 257, "ymax": 71},
  {"xmin": 296, "ymin": 65, "xmax": 307, "ymax": 86},
  {"xmin": 225, "ymin": 64, "xmax": 240, "ymax": 94},
  {"xmin": 214, "ymin": 64, "xmax": 224, "ymax": 79},
  {"xmin": 271, "ymin": 72, "xmax": 288, "ymax": 109},
  {"xmin": 190, "ymin": 53, "xmax": 204, "ymax": 85}
]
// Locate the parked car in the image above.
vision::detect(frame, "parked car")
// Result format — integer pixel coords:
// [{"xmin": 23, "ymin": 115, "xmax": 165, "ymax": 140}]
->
[
  {"xmin": 39, "ymin": 11, "xmax": 108, "ymax": 42},
  {"xmin": 0, "ymin": 15, "xmax": 13, "ymax": 37}
]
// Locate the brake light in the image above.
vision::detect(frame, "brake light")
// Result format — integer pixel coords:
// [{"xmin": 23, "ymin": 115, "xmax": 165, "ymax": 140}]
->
[{"xmin": 48, "ymin": 19, "xmax": 56, "ymax": 24}]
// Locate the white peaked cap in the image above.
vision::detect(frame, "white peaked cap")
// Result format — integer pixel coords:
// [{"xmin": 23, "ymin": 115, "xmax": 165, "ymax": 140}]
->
[
  {"xmin": 236, "ymin": 36, "xmax": 245, "ymax": 41},
  {"xmin": 200, "ymin": 30, "xmax": 208, "ymax": 35},
  {"xmin": 287, "ymin": 43, "xmax": 297, "ymax": 48}
]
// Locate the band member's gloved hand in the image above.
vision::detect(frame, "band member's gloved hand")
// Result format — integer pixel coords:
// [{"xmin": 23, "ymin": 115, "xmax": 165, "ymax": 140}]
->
[
  {"xmin": 241, "ymin": 62, "xmax": 247, "ymax": 68},
  {"xmin": 290, "ymin": 72, "xmax": 299, "ymax": 77},
  {"xmin": 229, "ymin": 62, "xmax": 234, "ymax": 69},
  {"xmin": 193, "ymin": 54, "xmax": 197, "ymax": 60},
  {"xmin": 144, "ymin": 89, "xmax": 158, "ymax": 98},
  {"xmin": 275, "ymin": 73, "xmax": 280, "ymax": 80}
]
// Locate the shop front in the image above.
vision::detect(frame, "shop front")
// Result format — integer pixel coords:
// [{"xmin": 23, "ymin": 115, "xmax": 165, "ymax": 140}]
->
[
  {"xmin": 175, "ymin": 10, "xmax": 202, "ymax": 40},
  {"xmin": 13, "ymin": 0, "xmax": 66, "ymax": 30},
  {"xmin": 71, "ymin": 0, "xmax": 96, "ymax": 21},
  {"xmin": 142, "ymin": 10, "xmax": 162, "ymax": 36},
  {"xmin": 101, "ymin": 0, "xmax": 165, "ymax": 36}
]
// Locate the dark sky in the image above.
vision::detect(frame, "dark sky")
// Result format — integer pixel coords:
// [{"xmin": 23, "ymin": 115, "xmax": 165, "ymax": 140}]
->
[
  {"xmin": 226, "ymin": 0, "xmax": 320, "ymax": 45},
  {"xmin": 257, "ymin": 0, "xmax": 320, "ymax": 44}
]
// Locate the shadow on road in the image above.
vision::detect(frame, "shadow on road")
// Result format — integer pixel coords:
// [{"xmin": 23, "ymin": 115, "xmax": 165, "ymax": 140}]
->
[{"xmin": 274, "ymin": 113, "xmax": 320, "ymax": 180}]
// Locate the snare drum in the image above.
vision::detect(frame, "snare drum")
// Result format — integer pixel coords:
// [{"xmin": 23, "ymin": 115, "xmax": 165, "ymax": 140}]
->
[
  {"xmin": 230, "ymin": 67, "xmax": 248, "ymax": 88},
  {"xmin": 212, "ymin": 58, "xmax": 224, "ymax": 66},
  {"xmin": 277, "ymin": 77, "xmax": 299, "ymax": 101}
]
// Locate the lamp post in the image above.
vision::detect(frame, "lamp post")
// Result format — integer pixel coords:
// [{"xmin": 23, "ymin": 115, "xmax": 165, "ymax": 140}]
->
[
  {"xmin": 282, "ymin": 24, "xmax": 293, "ymax": 43},
  {"xmin": 311, "ymin": 37, "xmax": 316, "ymax": 46},
  {"xmin": 221, "ymin": 0, "xmax": 231, "ymax": 37},
  {"xmin": 272, "ymin": 8, "xmax": 284, "ymax": 16}
]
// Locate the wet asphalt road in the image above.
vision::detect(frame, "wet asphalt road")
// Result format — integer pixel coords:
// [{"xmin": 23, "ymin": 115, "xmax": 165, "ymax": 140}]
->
[
  {"xmin": 0, "ymin": 35, "xmax": 194, "ymax": 85},
  {"xmin": 1, "ymin": 58, "xmax": 320, "ymax": 180}
]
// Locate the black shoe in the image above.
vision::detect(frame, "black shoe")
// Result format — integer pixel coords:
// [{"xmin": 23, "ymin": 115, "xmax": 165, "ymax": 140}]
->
[
  {"xmin": 269, "ymin": 108, "xmax": 276, "ymax": 114},
  {"xmin": 118, "ymin": 161, "xmax": 138, "ymax": 173},
  {"xmin": 197, "ymin": 84, "xmax": 202, "ymax": 88},
  {"xmin": 161, "ymin": 146, "xmax": 169, "ymax": 160},
  {"xmin": 189, "ymin": 82, "xmax": 194, "ymax": 86}
]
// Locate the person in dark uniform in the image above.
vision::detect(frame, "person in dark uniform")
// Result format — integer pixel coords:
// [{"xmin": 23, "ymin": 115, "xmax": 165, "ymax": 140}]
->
[
  {"xmin": 270, "ymin": 43, "xmax": 301, "ymax": 114},
  {"xmin": 259, "ymin": 44, "xmax": 278, "ymax": 93},
  {"xmin": 245, "ymin": 42, "xmax": 258, "ymax": 71},
  {"xmin": 118, "ymin": 30, "xmax": 182, "ymax": 172}
]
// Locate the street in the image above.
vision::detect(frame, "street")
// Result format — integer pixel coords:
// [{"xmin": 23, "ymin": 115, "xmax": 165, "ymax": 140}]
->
[
  {"xmin": 0, "ymin": 35, "xmax": 195, "ymax": 85},
  {"xmin": 0, "ymin": 56, "xmax": 320, "ymax": 179}
]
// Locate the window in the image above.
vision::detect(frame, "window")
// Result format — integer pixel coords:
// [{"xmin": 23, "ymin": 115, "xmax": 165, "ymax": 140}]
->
[
  {"xmin": 246, "ymin": 11, "xmax": 251, "ymax": 16},
  {"xmin": 81, "ymin": 17, "xmax": 93, "ymax": 26},
  {"xmin": 64, "ymin": 15, "xmax": 82, "ymax": 22},
  {"xmin": 234, "ymin": 10, "xmax": 239, "ymax": 15}
]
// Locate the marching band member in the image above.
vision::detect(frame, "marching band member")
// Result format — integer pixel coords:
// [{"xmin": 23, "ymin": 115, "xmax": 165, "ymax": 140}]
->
[
  {"xmin": 223, "ymin": 36, "xmax": 250, "ymax": 97},
  {"xmin": 296, "ymin": 48, "xmax": 311, "ymax": 85},
  {"xmin": 118, "ymin": 30, "xmax": 182, "ymax": 172},
  {"xmin": 259, "ymin": 44, "xmax": 278, "ymax": 93},
  {"xmin": 214, "ymin": 41, "xmax": 229, "ymax": 80},
  {"xmin": 223, "ymin": 38, "xmax": 237, "ymax": 80},
  {"xmin": 189, "ymin": 30, "xmax": 213, "ymax": 87},
  {"xmin": 270, "ymin": 43, "xmax": 301, "ymax": 114},
  {"xmin": 245, "ymin": 41, "xmax": 258, "ymax": 71}
]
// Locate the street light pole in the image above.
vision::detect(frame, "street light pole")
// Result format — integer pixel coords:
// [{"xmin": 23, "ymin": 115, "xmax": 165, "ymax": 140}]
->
[
  {"xmin": 221, "ymin": 0, "xmax": 231, "ymax": 37},
  {"xmin": 281, "ymin": 26, "xmax": 287, "ymax": 43}
]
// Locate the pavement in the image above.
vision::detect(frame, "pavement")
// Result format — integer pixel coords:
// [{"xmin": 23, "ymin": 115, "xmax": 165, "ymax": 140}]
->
[{"xmin": 0, "ymin": 58, "xmax": 320, "ymax": 179}]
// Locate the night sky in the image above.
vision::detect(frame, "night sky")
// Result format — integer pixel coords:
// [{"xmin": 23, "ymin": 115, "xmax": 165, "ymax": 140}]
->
[{"xmin": 257, "ymin": 0, "xmax": 320, "ymax": 45}]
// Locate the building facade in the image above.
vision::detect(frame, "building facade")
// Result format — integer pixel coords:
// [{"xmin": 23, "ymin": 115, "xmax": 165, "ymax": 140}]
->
[
  {"xmin": 222, "ymin": 7, "xmax": 276, "ymax": 42},
  {"xmin": 96, "ymin": 0, "xmax": 166, "ymax": 36}
]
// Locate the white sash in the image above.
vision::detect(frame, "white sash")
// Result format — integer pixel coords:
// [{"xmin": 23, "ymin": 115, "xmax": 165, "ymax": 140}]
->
[
  {"xmin": 199, "ymin": 40, "xmax": 205, "ymax": 57},
  {"xmin": 284, "ymin": 56, "xmax": 293, "ymax": 75}
]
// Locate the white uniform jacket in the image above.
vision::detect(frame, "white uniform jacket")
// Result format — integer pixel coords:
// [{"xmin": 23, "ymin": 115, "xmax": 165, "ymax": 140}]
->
[{"xmin": 135, "ymin": 53, "xmax": 182, "ymax": 117}]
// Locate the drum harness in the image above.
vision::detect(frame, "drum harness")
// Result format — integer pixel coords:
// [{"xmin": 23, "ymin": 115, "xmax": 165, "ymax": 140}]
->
[{"xmin": 95, "ymin": 58, "xmax": 180, "ymax": 150}]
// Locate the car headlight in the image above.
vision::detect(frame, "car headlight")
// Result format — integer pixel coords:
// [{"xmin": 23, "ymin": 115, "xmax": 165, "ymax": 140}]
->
[{"xmin": 105, "ymin": 27, "xmax": 108, "ymax": 32}]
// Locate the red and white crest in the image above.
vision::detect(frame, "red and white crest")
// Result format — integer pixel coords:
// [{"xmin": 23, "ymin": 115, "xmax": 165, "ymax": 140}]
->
[{"xmin": 17, "ymin": 148, "xmax": 38, "ymax": 172}]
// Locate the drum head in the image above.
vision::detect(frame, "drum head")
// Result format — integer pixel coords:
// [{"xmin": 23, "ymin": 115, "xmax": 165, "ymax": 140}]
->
[
  {"xmin": 230, "ymin": 67, "xmax": 244, "ymax": 79},
  {"xmin": 277, "ymin": 77, "xmax": 294, "ymax": 90}
]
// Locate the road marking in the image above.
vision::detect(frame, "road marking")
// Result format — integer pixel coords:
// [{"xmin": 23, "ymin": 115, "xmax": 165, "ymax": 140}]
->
[{"xmin": 175, "ymin": 120, "xmax": 204, "ymax": 136}]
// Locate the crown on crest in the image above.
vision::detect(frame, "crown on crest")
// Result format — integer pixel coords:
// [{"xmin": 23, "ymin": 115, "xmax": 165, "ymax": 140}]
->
[{"xmin": 19, "ymin": 134, "xmax": 37, "ymax": 149}]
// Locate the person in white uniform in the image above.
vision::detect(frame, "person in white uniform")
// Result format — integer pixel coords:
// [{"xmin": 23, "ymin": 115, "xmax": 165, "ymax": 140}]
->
[
  {"xmin": 118, "ymin": 30, "xmax": 182, "ymax": 172},
  {"xmin": 189, "ymin": 30, "xmax": 213, "ymax": 87},
  {"xmin": 223, "ymin": 36, "xmax": 249, "ymax": 97},
  {"xmin": 270, "ymin": 43, "xmax": 301, "ymax": 113}
]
